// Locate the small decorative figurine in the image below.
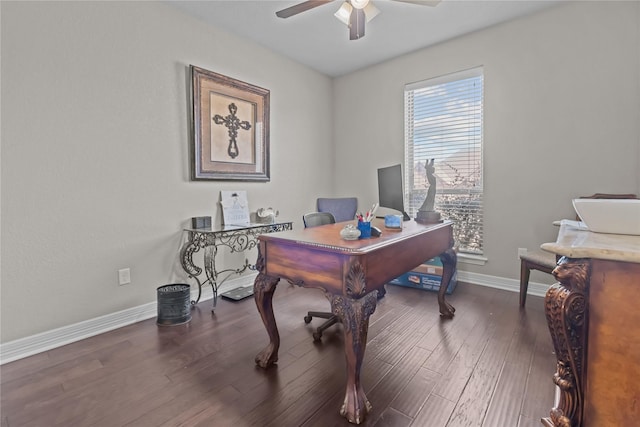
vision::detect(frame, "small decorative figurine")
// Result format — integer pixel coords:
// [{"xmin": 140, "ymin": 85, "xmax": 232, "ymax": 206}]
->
[
  {"xmin": 256, "ymin": 207, "xmax": 279, "ymax": 224},
  {"xmin": 340, "ymin": 224, "xmax": 361, "ymax": 240},
  {"xmin": 416, "ymin": 159, "xmax": 442, "ymax": 224}
]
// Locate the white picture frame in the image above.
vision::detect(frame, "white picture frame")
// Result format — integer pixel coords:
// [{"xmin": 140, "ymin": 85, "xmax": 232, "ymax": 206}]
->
[{"xmin": 220, "ymin": 191, "xmax": 250, "ymax": 225}]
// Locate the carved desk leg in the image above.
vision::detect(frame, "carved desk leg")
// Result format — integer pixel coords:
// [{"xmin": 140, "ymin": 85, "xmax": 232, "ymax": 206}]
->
[
  {"xmin": 438, "ymin": 248, "xmax": 457, "ymax": 318},
  {"xmin": 542, "ymin": 257, "xmax": 590, "ymax": 427},
  {"xmin": 254, "ymin": 272, "xmax": 280, "ymax": 368},
  {"xmin": 253, "ymin": 248, "xmax": 281, "ymax": 369},
  {"xmin": 328, "ymin": 261, "xmax": 379, "ymax": 424},
  {"xmin": 331, "ymin": 291, "xmax": 378, "ymax": 425}
]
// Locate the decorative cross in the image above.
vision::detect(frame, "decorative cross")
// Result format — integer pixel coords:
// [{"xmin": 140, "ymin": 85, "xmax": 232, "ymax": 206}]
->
[{"xmin": 213, "ymin": 103, "xmax": 252, "ymax": 159}]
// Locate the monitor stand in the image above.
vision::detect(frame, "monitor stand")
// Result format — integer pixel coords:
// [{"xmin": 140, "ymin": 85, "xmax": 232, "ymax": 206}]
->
[{"xmin": 375, "ymin": 210, "xmax": 412, "ymax": 221}]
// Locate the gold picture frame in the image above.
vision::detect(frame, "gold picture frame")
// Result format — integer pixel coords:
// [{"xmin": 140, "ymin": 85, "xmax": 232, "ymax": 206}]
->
[{"xmin": 190, "ymin": 65, "xmax": 270, "ymax": 181}]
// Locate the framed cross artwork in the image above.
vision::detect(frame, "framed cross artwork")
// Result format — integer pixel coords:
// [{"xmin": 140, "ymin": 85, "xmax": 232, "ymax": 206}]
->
[{"xmin": 190, "ymin": 65, "xmax": 270, "ymax": 181}]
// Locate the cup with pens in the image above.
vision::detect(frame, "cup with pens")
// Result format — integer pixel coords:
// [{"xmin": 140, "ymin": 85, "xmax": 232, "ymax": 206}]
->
[{"xmin": 356, "ymin": 203, "xmax": 378, "ymax": 239}]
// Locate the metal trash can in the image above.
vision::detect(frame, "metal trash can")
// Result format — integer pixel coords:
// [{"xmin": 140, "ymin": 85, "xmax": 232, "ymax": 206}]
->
[{"xmin": 157, "ymin": 284, "xmax": 192, "ymax": 326}]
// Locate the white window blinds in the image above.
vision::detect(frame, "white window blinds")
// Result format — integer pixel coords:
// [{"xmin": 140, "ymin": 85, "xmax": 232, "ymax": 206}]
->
[{"xmin": 404, "ymin": 67, "xmax": 484, "ymax": 255}]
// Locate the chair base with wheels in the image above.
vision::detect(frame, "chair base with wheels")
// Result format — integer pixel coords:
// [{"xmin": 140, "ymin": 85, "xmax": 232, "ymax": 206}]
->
[
  {"xmin": 302, "ymin": 210, "xmax": 342, "ymax": 341},
  {"xmin": 519, "ymin": 250, "xmax": 557, "ymax": 307},
  {"xmin": 304, "ymin": 310, "xmax": 340, "ymax": 342},
  {"xmin": 302, "ymin": 202, "xmax": 386, "ymax": 342}
]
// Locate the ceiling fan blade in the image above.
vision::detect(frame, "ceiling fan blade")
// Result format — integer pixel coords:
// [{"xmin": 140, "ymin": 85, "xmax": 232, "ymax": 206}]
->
[
  {"xmin": 392, "ymin": 0, "xmax": 441, "ymax": 6},
  {"xmin": 349, "ymin": 7, "xmax": 366, "ymax": 40},
  {"xmin": 275, "ymin": 0, "xmax": 334, "ymax": 18}
]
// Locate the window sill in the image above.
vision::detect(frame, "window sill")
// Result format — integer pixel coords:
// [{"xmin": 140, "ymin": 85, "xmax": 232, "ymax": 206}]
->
[{"xmin": 457, "ymin": 253, "xmax": 488, "ymax": 266}]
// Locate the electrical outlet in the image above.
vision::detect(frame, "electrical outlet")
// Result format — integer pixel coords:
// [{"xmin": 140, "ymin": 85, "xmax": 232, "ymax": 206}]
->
[
  {"xmin": 118, "ymin": 268, "xmax": 131, "ymax": 285},
  {"xmin": 517, "ymin": 248, "xmax": 527, "ymax": 260}
]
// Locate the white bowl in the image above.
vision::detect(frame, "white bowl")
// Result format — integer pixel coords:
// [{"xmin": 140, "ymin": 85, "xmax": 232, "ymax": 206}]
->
[{"xmin": 572, "ymin": 199, "xmax": 640, "ymax": 236}]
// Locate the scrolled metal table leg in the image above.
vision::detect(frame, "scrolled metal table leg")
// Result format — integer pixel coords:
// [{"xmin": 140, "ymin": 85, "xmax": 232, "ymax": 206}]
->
[
  {"xmin": 180, "ymin": 235, "xmax": 204, "ymax": 307},
  {"xmin": 203, "ymin": 244, "xmax": 219, "ymax": 312}
]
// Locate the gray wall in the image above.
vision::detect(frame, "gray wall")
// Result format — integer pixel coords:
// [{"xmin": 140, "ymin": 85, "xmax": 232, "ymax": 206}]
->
[
  {"xmin": 1, "ymin": 1, "xmax": 639, "ymax": 344},
  {"xmin": 332, "ymin": 1, "xmax": 640, "ymax": 279},
  {"xmin": 1, "ymin": 1, "xmax": 334, "ymax": 342}
]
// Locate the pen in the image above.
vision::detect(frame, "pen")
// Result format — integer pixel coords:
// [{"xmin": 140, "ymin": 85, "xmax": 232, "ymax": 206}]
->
[{"xmin": 370, "ymin": 203, "xmax": 378, "ymax": 219}]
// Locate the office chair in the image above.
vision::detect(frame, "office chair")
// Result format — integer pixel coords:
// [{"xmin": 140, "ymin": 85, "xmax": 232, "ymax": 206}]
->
[
  {"xmin": 303, "ymin": 211, "xmax": 336, "ymax": 228},
  {"xmin": 302, "ymin": 211, "xmax": 341, "ymax": 342},
  {"xmin": 317, "ymin": 197, "xmax": 358, "ymax": 222}
]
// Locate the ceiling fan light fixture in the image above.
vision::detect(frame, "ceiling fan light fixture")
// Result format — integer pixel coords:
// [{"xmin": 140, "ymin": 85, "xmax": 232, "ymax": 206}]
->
[
  {"xmin": 276, "ymin": 0, "xmax": 441, "ymax": 42},
  {"xmin": 350, "ymin": 0, "xmax": 370, "ymax": 9},
  {"xmin": 363, "ymin": 2, "xmax": 379, "ymax": 22},
  {"xmin": 334, "ymin": 2, "xmax": 353, "ymax": 26}
]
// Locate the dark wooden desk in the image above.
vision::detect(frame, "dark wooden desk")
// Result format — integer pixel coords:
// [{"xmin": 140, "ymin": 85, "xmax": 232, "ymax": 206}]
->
[{"xmin": 252, "ymin": 218, "xmax": 456, "ymax": 424}]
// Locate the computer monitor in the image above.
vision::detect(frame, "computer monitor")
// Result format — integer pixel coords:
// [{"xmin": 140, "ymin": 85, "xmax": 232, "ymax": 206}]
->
[{"xmin": 377, "ymin": 164, "xmax": 411, "ymax": 221}]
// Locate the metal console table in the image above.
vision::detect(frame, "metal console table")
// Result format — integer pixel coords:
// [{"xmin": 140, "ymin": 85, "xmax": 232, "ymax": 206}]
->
[{"xmin": 180, "ymin": 221, "xmax": 293, "ymax": 311}]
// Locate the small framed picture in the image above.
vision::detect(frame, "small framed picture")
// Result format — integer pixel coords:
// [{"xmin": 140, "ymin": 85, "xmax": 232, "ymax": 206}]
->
[
  {"xmin": 191, "ymin": 66, "xmax": 270, "ymax": 181},
  {"xmin": 220, "ymin": 190, "xmax": 250, "ymax": 226}
]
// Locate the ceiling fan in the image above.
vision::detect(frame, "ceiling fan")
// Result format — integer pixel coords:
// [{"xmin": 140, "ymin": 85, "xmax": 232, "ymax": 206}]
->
[{"xmin": 275, "ymin": 0, "xmax": 441, "ymax": 41}]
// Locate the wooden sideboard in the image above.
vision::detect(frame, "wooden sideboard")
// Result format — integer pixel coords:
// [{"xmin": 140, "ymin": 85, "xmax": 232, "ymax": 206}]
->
[{"xmin": 540, "ymin": 220, "xmax": 640, "ymax": 427}]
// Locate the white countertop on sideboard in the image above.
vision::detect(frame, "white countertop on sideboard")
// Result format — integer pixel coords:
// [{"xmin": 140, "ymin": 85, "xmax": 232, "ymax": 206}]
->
[{"xmin": 541, "ymin": 220, "xmax": 640, "ymax": 264}]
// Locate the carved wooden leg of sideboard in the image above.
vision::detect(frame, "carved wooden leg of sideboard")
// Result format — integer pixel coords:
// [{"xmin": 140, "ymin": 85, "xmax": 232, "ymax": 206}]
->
[{"xmin": 542, "ymin": 257, "xmax": 590, "ymax": 427}]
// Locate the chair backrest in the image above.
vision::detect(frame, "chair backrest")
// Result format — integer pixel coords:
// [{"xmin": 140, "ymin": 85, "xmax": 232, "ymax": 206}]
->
[
  {"xmin": 303, "ymin": 212, "xmax": 336, "ymax": 228},
  {"xmin": 316, "ymin": 197, "xmax": 358, "ymax": 222}
]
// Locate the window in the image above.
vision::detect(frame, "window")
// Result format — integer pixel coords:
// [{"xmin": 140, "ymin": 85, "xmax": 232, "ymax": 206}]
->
[{"xmin": 404, "ymin": 67, "xmax": 484, "ymax": 255}]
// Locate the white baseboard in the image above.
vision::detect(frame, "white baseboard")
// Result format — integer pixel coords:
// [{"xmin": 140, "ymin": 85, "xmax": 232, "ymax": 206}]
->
[
  {"xmin": 456, "ymin": 270, "xmax": 552, "ymax": 298},
  {"xmin": 0, "ymin": 272, "xmax": 551, "ymax": 365},
  {"xmin": 0, "ymin": 275, "xmax": 255, "ymax": 365}
]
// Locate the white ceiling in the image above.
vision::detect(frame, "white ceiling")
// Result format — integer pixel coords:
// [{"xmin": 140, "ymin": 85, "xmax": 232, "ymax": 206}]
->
[{"xmin": 167, "ymin": 0, "xmax": 562, "ymax": 77}]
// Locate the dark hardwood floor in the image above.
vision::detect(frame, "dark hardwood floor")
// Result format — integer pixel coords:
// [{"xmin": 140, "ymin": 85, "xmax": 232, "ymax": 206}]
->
[{"xmin": 1, "ymin": 282, "xmax": 556, "ymax": 427}]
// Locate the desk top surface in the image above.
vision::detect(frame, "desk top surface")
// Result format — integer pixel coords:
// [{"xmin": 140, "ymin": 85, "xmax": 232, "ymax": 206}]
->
[
  {"xmin": 542, "ymin": 220, "xmax": 640, "ymax": 263},
  {"xmin": 260, "ymin": 218, "xmax": 452, "ymax": 254}
]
